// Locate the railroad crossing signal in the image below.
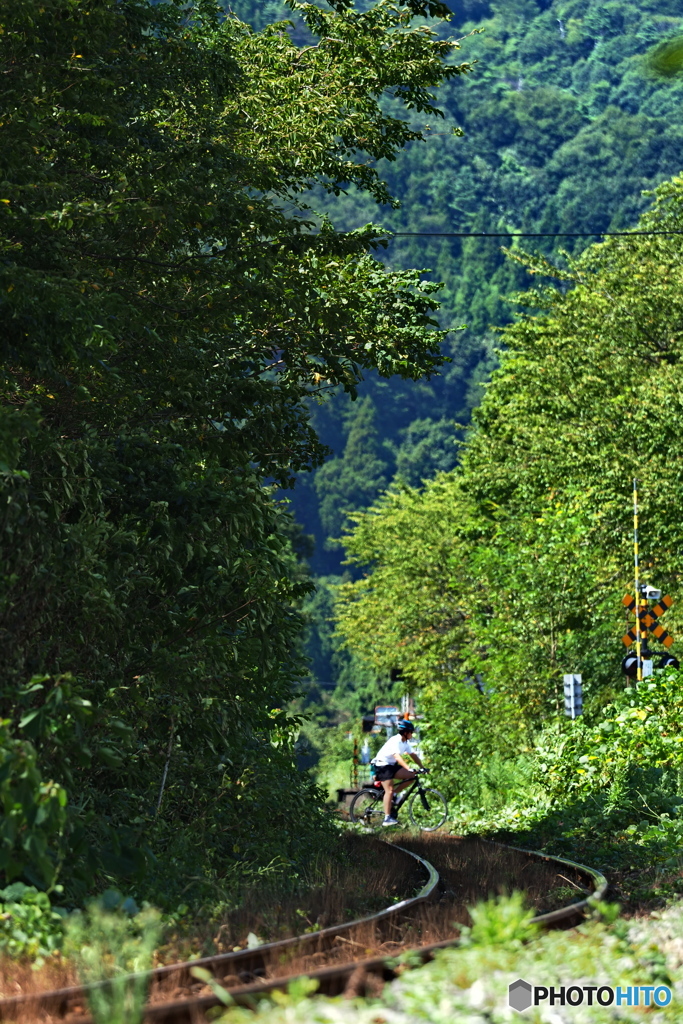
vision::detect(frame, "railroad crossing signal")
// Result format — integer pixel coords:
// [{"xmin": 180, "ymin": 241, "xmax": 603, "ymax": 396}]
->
[
  {"xmin": 625, "ymin": 481, "xmax": 675, "ymax": 683},
  {"xmin": 622, "ymin": 592, "xmax": 675, "ymax": 649}
]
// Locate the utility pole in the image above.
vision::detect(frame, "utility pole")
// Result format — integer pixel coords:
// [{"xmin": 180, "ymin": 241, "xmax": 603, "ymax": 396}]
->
[
  {"xmin": 401, "ymin": 693, "xmax": 415, "ymax": 720},
  {"xmin": 633, "ymin": 479, "xmax": 642, "ymax": 682}
]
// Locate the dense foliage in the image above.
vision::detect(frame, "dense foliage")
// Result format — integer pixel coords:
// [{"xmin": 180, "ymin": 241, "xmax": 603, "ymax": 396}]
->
[
  {"xmin": 336, "ymin": 177, "xmax": 683, "ymax": 807},
  {"xmin": 0, "ymin": 0, "xmax": 468, "ymax": 904}
]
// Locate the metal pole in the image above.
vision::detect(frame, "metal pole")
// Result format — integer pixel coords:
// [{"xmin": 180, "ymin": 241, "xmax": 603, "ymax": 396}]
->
[
  {"xmin": 352, "ymin": 736, "xmax": 359, "ymax": 789},
  {"xmin": 155, "ymin": 717, "xmax": 175, "ymax": 817},
  {"xmin": 634, "ymin": 479, "xmax": 642, "ymax": 683}
]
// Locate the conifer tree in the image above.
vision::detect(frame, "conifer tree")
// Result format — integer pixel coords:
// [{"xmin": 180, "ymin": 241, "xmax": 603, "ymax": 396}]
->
[{"xmin": 315, "ymin": 397, "xmax": 390, "ymax": 541}]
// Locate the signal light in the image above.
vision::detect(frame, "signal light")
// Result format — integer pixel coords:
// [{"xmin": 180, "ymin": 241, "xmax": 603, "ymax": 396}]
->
[
  {"xmin": 622, "ymin": 654, "xmax": 654, "ymax": 678},
  {"xmin": 658, "ymin": 654, "xmax": 680, "ymax": 670},
  {"xmin": 623, "ymin": 653, "xmax": 679, "ymax": 677},
  {"xmin": 622, "ymin": 654, "xmax": 640, "ymax": 679}
]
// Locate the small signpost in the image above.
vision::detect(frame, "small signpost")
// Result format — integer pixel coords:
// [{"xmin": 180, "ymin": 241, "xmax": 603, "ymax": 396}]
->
[
  {"xmin": 374, "ymin": 705, "xmax": 400, "ymax": 733},
  {"xmin": 563, "ymin": 674, "xmax": 583, "ymax": 719}
]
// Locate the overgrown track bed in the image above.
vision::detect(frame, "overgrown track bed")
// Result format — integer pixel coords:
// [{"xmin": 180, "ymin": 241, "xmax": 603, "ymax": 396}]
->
[
  {"xmin": 0, "ymin": 841, "xmax": 435, "ymax": 1023},
  {"xmin": 394, "ymin": 835, "xmax": 599, "ymax": 919},
  {"xmin": 0, "ymin": 837, "xmax": 607, "ymax": 1023},
  {"xmin": 201, "ymin": 832, "xmax": 426, "ymax": 952}
]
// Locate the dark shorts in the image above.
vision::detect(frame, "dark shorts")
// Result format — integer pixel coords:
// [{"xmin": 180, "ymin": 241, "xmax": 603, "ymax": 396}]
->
[{"xmin": 374, "ymin": 763, "xmax": 402, "ymax": 782}]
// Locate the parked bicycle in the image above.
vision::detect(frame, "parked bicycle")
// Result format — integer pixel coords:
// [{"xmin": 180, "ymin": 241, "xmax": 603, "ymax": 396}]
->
[{"xmin": 349, "ymin": 768, "xmax": 448, "ymax": 832}]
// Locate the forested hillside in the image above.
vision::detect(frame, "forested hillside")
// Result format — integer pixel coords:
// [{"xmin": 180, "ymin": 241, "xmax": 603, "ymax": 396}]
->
[
  {"xmin": 229, "ymin": 0, "xmax": 683, "ymax": 732},
  {"xmin": 278, "ymin": 0, "xmax": 683, "ymax": 575}
]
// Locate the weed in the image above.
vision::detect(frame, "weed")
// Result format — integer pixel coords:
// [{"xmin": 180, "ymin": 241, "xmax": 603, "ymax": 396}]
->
[{"xmin": 63, "ymin": 891, "xmax": 161, "ymax": 1024}]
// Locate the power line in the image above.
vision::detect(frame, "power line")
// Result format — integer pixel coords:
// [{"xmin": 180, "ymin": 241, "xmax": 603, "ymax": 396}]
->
[{"xmin": 387, "ymin": 229, "xmax": 683, "ymax": 238}]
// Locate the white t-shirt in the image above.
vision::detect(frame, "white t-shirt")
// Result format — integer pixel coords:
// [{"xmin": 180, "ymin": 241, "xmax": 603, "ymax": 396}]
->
[{"xmin": 373, "ymin": 734, "xmax": 414, "ymax": 767}]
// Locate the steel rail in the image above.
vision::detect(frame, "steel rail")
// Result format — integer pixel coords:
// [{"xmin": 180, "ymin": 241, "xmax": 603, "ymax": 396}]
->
[
  {"xmin": 119, "ymin": 840, "xmax": 610, "ymax": 1023},
  {"xmin": 479, "ymin": 838, "xmax": 609, "ymax": 926},
  {"xmin": 0, "ymin": 841, "xmax": 438, "ymax": 1022},
  {"xmin": 0, "ymin": 839, "xmax": 608, "ymax": 1022}
]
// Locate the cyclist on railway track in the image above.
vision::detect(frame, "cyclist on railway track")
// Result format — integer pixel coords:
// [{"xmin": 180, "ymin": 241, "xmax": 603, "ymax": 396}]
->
[{"xmin": 371, "ymin": 719, "xmax": 426, "ymax": 827}]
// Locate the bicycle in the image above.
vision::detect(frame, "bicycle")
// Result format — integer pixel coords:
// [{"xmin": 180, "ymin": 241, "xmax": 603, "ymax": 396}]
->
[{"xmin": 349, "ymin": 768, "xmax": 448, "ymax": 832}]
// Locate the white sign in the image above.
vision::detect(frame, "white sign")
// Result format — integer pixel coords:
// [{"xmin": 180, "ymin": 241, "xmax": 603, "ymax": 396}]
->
[
  {"xmin": 563, "ymin": 674, "xmax": 583, "ymax": 719},
  {"xmin": 374, "ymin": 705, "xmax": 400, "ymax": 728}
]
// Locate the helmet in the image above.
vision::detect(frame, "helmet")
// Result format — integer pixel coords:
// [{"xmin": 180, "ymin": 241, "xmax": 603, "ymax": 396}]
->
[{"xmin": 397, "ymin": 719, "xmax": 415, "ymax": 733}]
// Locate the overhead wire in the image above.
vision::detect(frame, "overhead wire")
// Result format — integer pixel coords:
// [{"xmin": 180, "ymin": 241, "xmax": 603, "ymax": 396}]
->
[{"xmin": 386, "ymin": 229, "xmax": 683, "ymax": 238}]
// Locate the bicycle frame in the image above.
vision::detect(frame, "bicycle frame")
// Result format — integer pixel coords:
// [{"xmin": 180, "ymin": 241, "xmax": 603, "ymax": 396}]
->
[
  {"xmin": 393, "ymin": 774, "xmax": 429, "ymax": 812},
  {"xmin": 366, "ymin": 771, "xmax": 428, "ymax": 809}
]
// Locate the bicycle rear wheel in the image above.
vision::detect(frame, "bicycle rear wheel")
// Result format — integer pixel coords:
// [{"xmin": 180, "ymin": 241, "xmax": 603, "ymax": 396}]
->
[
  {"xmin": 407, "ymin": 786, "xmax": 448, "ymax": 831},
  {"xmin": 350, "ymin": 789, "xmax": 384, "ymax": 829}
]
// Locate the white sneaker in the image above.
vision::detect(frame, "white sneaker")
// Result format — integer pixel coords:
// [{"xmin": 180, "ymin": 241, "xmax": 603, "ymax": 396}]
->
[{"xmin": 382, "ymin": 816, "xmax": 399, "ymax": 826}]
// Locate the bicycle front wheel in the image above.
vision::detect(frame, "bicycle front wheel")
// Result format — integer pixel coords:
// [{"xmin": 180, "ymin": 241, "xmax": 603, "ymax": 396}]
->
[
  {"xmin": 349, "ymin": 789, "xmax": 384, "ymax": 829},
  {"xmin": 407, "ymin": 786, "xmax": 448, "ymax": 832}
]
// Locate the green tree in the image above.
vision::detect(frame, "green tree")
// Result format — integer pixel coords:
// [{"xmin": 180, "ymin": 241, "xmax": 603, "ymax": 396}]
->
[
  {"xmin": 0, "ymin": 0, "xmax": 471, "ymax": 901},
  {"xmin": 395, "ymin": 417, "xmax": 459, "ymax": 486}
]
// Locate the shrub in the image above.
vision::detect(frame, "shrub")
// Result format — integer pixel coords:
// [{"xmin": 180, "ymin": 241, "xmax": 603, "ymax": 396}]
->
[{"xmin": 0, "ymin": 882, "xmax": 66, "ymax": 960}]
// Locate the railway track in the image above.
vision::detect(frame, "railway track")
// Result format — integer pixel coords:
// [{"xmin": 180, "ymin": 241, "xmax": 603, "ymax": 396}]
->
[{"xmin": 0, "ymin": 836, "xmax": 608, "ymax": 1023}]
